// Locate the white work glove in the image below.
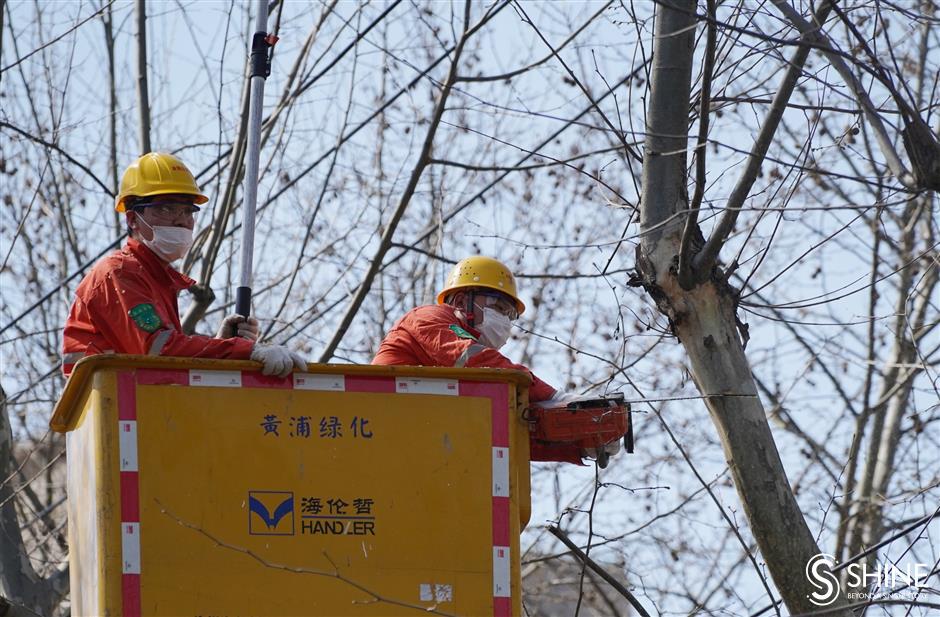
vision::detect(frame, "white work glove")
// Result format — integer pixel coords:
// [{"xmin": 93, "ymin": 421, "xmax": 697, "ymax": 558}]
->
[
  {"xmin": 249, "ymin": 344, "xmax": 307, "ymax": 378},
  {"xmin": 549, "ymin": 391, "xmax": 580, "ymax": 403},
  {"xmin": 582, "ymin": 440, "xmax": 622, "ymax": 461},
  {"xmin": 217, "ymin": 314, "xmax": 260, "ymax": 341}
]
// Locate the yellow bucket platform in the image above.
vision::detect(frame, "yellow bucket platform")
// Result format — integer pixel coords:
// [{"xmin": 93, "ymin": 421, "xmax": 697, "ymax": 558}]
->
[{"xmin": 52, "ymin": 356, "xmax": 532, "ymax": 616}]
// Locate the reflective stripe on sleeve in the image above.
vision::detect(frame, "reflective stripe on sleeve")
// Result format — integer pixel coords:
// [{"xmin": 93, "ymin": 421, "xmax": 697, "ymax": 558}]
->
[
  {"xmin": 62, "ymin": 352, "xmax": 85, "ymax": 376},
  {"xmin": 454, "ymin": 343, "xmax": 486, "ymax": 368},
  {"xmin": 62, "ymin": 352, "xmax": 85, "ymax": 365},
  {"xmin": 148, "ymin": 329, "xmax": 173, "ymax": 356}
]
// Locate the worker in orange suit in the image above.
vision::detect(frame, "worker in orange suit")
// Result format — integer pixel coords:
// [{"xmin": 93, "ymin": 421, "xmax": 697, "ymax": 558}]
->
[
  {"xmin": 373, "ymin": 255, "xmax": 590, "ymax": 464},
  {"xmin": 62, "ymin": 152, "xmax": 307, "ymax": 378}
]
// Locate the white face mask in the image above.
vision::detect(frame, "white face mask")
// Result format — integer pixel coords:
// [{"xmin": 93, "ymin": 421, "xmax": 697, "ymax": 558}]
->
[
  {"xmin": 478, "ymin": 307, "xmax": 512, "ymax": 349},
  {"xmin": 137, "ymin": 216, "xmax": 194, "ymax": 262}
]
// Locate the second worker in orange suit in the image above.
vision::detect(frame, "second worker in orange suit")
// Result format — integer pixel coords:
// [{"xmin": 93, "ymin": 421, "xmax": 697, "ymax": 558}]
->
[{"xmin": 373, "ymin": 255, "xmax": 586, "ymax": 464}]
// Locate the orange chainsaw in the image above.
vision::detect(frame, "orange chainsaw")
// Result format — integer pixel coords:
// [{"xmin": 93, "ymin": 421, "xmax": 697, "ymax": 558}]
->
[{"xmin": 526, "ymin": 393, "xmax": 633, "ymax": 468}]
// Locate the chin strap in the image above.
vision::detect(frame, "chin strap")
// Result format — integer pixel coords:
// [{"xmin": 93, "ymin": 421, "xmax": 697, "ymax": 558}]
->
[{"xmin": 464, "ymin": 291, "xmax": 476, "ymax": 328}]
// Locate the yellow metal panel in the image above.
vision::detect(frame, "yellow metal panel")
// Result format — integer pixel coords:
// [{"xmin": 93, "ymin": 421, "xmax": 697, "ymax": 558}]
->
[
  {"xmin": 138, "ymin": 388, "xmax": 492, "ymax": 614},
  {"xmin": 55, "ymin": 358, "xmax": 532, "ymax": 616}
]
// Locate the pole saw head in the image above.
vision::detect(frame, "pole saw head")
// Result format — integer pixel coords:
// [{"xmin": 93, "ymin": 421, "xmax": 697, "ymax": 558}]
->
[{"xmin": 527, "ymin": 393, "xmax": 633, "ymax": 468}]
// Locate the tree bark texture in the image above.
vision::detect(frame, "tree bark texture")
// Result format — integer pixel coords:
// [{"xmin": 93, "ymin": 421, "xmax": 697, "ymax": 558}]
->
[
  {"xmin": 0, "ymin": 388, "xmax": 66, "ymax": 615},
  {"xmin": 635, "ymin": 1, "xmax": 850, "ymax": 613}
]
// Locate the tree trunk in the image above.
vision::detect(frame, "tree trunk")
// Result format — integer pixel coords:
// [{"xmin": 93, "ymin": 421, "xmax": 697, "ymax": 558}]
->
[
  {"xmin": 0, "ymin": 387, "xmax": 67, "ymax": 615},
  {"xmin": 135, "ymin": 0, "xmax": 151, "ymax": 154},
  {"xmin": 102, "ymin": 2, "xmax": 120, "ymax": 236},
  {"xmin": 635, "ymin": 1, "xmax": 850, "ymax": 613}
]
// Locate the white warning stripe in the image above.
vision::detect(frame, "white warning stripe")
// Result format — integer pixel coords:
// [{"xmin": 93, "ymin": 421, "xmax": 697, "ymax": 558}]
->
[
  {"xmin": 122, "ymin": 522, "xmax": 141, "ymax": 574},
  {"xmin": 395, "ymin": 378, "xmax": 458, "ymax": 396},
  {"xmin": 418, "ymin": 583, "xmax": 453, "ymax": 602},
  {"xmin": 189, "ymin": 370, "xmax": 242, "ymax": 388},
  {"xmin": 492, "ymin": 447, "xmax": 509, "ymax": 497},
  {"xmin": 493, "ymin": 546, "xmax": 511, "ymax": 597},
  {"xmin": 119, "ymin": 421, "xmax": 138, "ymax": 472},
  {"xmin": 293, "ymin": 373, "xmax": 345, "ymax": 391}
]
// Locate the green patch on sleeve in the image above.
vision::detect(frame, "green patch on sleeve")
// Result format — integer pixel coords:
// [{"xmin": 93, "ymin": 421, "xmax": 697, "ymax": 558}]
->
[
  {"xmin": 449, "ymin": 324, "xmax": 478, "ymax": 341},
  {"xmin": 129, "ymin": 303, "xmax": 163, "ymax": 333}
]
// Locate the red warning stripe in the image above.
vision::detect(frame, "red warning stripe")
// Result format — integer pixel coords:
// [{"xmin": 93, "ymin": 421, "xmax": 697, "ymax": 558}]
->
[
  {"xmin": 121, "ymin": 574, "xmax": 141, "ymax": 616},
  {"xmin": 120, "ymin": 370, "xmax": 516, "ymax": 615},
  {"xmin": 120, "ymin": 473, "xmax": 140, "ymax": 523},
  {"xmin": 457, "ymin": 382, "xmax": 510, "ymax": 447},
  {"xmin": 118, "ymin": 372, "xmax": 140, "ymax": 617},
  {"xmin": 117, "ymin": 372, "xmax": 137, "ymax": 420},
  {"xmin": 345, "ymin": 375, "xmax": 395, "ymax": 393},
  {"xmin": 459, "ymin": 381, "xmax": 513, "ymax": 616},
  {"xmin": 136, "ymin": 369, "xmax": 188, "ymax": 386},
  {"xmin": 240, "ymin": 372, "xmax": 293, "ymax": 389}
]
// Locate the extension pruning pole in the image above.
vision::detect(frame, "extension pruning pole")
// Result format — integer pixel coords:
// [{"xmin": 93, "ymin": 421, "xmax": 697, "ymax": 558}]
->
[{"xmin": 236, "ymin": 0, "xmax": 274, "ymax": 318}]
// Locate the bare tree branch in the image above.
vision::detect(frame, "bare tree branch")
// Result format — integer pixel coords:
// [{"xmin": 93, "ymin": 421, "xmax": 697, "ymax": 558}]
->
[
  {"xmin": 156, "ymin": 499, "xmax": 455, "ymax": 616},
  {"xmin": 0, "ymin": 121, "xmax": 113, "ymax": 196},
  {"xmin": 318, "ymin": 1, "xmax": 478, "ymax": 361},
  {"xmin": 693, "ymin": 0, "xmax": 833, "ymax": 277},
  {"xmin": 0, "ymin": 1, "xmax": 114, "ymax": 74},
  {"xmin": 770, "ymin": 0, "xmax": 919, "ymax": 189},
  {"xmin": 677, "ymin": 0, "xmax": 717, "ymax": 289},
  {"xmin": 548, "ymin": 525, "xmax": 653, "ymax": 617}
]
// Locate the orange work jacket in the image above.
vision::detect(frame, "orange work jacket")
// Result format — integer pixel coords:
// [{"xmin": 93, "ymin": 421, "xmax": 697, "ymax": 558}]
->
[
  {"xmin": 62, "ymin": 239, "xmax": 253, "ymax": 376},
  {"xmin": 372, "ymin": 304, "xmax": 582, "ymax": 464}
]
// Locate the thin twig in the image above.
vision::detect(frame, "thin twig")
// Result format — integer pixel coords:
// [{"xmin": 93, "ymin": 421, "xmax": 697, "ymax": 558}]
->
[
  {"xmin": 0, "ymin": 121, "xmax": 113, "ymax": 196},
  {"xmin": 651, "ymin": 407, "xmax": 782, "ymax": 615},
  {"xmin": 0, "ymin": 1, "xmax": 115, "ymax": 73},
  {"xmin": 157, "ymin": 499, "xmax": 455, "ymax": 616},
  {"xmin": 511, "ymin": 1, "xmax": 641, "ymax": 163},
  {"xmin": 769, "ymin": 0, "xmax": 916, "ymax": 188},
  {"xmin": 456, "ymin": 0, "xmax": 614, "ymax": 83},
  {"xmin": 0, "ymin": 449, "xmax": 64, "ymax": 510},
  {"xmin": 0, "ymin": 596, "xmax": 44, "ymax": 617},
  {"xmin": 547, "ymin": 525, "xmax": 654, "ymax": 617},
  {"xmin": 694, "ymin": 0, "xmax": 835, "ymax": 276},
  {"xmin": 319, "ymin": 1, "xmax": 475, "ymax": 361}
]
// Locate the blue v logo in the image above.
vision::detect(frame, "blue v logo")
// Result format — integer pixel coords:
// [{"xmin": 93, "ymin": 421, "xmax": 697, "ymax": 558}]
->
[{"xmin": 248, "ymin": 491, "xmax": 294, "ymax": 535}]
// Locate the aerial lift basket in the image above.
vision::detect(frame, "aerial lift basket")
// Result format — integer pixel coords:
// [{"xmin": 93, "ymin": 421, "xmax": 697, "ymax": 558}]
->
[{"xmin": 51, "ymin": 356, "xmax": 533, "ymax": 616}]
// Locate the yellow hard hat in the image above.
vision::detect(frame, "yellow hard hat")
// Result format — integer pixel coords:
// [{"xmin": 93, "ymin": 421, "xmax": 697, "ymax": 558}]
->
[
  {"xmin": 115, "ymin": 152, "xmax": 208, "ymax": 212},
  {"xmin": 437, "ymin": 256, "xmax": 525, "ymax": 315}
]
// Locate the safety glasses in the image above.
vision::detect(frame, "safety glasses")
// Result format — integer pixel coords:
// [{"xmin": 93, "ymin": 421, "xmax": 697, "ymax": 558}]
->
[
  {"xmin": 133, "ymin": 200, "xmax": 201, "ymax": 220},
  {"xmin": 476, "ymin": 292, "xmax": 519, "ymax": 321}
]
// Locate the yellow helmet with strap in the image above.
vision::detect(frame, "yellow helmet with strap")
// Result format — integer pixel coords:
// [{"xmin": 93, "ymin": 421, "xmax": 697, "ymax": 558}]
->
[
  {"xmin": 437, "ymin": 256, "xmax": 525, "ymax": 315},
  {"xmin": 115, "ymin": 152, "xmax": 208, "ymax": 212}
]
